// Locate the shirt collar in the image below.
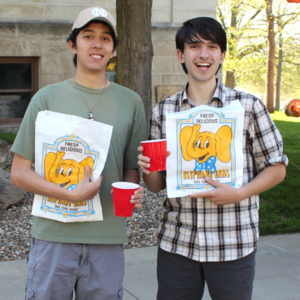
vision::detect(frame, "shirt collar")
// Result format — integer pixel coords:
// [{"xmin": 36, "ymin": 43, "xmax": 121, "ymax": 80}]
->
[{"xmin": 179, "ymin": 79, "xmax": 227, "ymax": 107}]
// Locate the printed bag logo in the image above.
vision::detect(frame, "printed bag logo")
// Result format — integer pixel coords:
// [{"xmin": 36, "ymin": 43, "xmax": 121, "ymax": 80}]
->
[
  {"xmin": 39, "ymin": 134, "xmax": 99, "ymax": 218},
  {"xmin": 176, "ymin": 110, "xmax": 237, "ymax": 191}
]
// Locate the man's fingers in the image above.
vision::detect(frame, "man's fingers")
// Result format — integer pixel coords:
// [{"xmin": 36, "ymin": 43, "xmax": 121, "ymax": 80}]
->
[
  {"xmin": 167, "ymin": 151, "xmax": 171, "ymax": 157},
  {"xmin": 137, "ymin": 146, "xmax": 144, "ymax": 153},
  {"xmin": 205, "ymin": 177, "xmax": 222, "ymax": 187}
]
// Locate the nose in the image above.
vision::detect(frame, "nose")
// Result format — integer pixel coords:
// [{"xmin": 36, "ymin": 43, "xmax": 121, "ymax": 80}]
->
[
  {"xmin": 199, "ymin": 45, "xmax": 209, "ymax": 59},
  {"xmin": 92, "ymin": 39, "xmax": 102, "ymax": 49}
]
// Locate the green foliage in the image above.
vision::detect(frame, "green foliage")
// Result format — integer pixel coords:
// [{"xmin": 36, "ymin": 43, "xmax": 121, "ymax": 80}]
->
[
  {"xmin": 0, "ymin": 132, "xmax": 17, "ymax": 144},
  {"xmin": 259, "ymin": 111, "xmax": 300, "ymax": 235},
  {"xmin": 217, "ymin": 0, "xmax": 300, "ymax": 105}
]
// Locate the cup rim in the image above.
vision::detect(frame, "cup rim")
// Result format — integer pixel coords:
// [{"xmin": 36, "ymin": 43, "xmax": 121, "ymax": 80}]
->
[
  {"xmin": 112, "ymin": 182, "xmax": 140, "ymax": 189},
  {"xmin": 141, "ymin": 139, "xmax": 166, "ymax": 144}
]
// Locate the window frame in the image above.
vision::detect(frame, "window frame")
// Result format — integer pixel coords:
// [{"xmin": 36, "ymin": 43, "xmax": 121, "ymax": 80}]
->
[{"xmin": 0, "ymin": 56, "xmax": 39, "ymax": 123}]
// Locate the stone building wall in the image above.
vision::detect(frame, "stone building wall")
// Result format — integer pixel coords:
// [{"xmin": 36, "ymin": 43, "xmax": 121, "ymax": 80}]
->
[{"xmin": 0, "ymin": 0, "xmax": 217, "ymax": 107}]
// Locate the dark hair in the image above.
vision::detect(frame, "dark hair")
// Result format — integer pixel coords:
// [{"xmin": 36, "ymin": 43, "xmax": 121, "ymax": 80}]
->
[
  {"xmin": 175, "ymin": 17, "xmax": 227, "ymax": 75},
  {"xmin": 67, "ymin": 20, "xmax": 118, "ymax": 68}
]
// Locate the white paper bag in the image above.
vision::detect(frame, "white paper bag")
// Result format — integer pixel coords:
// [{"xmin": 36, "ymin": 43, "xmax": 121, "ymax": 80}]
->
[
  {"xmin": 32, "ymin": 110, "xmax": 113, "ymax": 222},
  {"xmin": 166, "ymin": 100, "xmax": 244, "ymax": 198}
]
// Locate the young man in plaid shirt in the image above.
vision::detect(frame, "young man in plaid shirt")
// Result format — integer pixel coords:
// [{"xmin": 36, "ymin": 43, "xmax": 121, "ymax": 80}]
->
[{"xmin": 138, "ymin": 17, "xmax": 287, "ymax": 300}]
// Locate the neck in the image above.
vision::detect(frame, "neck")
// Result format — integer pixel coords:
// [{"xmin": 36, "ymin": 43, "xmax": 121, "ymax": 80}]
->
[
  {"xmin": 73, "ymin": 68, "xmax": 107, "ymax": 89},
  {"xmin": 187, "ymin": 77, "xmax": 217, "ymax": 106}
]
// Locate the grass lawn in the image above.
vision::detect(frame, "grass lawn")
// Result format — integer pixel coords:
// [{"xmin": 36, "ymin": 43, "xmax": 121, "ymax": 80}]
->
[
  {"xmin": 0, "ymin": 132, "xmax": 17, "ymax": 144},
  {"xmin": 259, "ymin": 111, "xmax": 300, "ymax": 235}
]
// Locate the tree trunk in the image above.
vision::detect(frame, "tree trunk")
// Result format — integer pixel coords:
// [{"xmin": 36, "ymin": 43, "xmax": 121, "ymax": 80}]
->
[
  {"xmin": 116, "ymin": 0, "xmax": 153, "ymax": 132},
  {"xmin": 275, "ymin": 32, "xmax": 283, "ymax": 110},
  {"xmin": 265, "ymin": 0, "xmax": 275, "ymax": 113},
  {"xmin": 225, "ymin": 70, "xmax": 235, "ymax": 89}
]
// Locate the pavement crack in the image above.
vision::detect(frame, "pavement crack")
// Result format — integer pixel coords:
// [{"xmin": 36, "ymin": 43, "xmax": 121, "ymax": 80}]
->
[
  {"xmin": 124, "ymin": 288, "xmax": 140, "ymax": 299},
  {"xmin": 259, "ymin": 240, "xmax": 298, "ymax": 256}
]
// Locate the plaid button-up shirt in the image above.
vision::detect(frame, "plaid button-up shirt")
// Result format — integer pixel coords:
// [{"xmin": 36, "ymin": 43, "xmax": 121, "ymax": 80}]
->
[{"xmin": 150, "ymin": 80, "xmax": 288, "ymax": 262}]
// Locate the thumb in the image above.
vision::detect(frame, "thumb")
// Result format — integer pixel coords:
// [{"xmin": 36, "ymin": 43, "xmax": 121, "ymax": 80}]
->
[
  {"xmin": 205, "ymin": 176, "xmax": 221, "ymax": 187},
  {"xmin": 82, "ymin": 166, "xmax": 91, "ymax": 181}
]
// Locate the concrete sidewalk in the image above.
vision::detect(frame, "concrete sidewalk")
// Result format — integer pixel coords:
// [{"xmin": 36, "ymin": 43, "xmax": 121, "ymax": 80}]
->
[{"xmin": 1, "ymin": 233, "xmax": 299, "ymax": 300}]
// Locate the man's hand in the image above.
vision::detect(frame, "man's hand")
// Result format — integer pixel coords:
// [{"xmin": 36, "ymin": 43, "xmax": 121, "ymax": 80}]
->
[
  {"xmin": 137, "ymin": 145, "xmax": 170, "ymax": 193},
  {"xmin": 130, "ymin": 185, "xmax": 145, "ymax": 209},
  {"xmin": 137, "ymin": 146, "xmax": 171, "ymax": 174},
  {"xmin": 71, "ymin": 166, "xmax": 102, "ymax": 202},
  {"xmin": 190, "ymin": 177, "xmax": 242, "ymax": 205}
]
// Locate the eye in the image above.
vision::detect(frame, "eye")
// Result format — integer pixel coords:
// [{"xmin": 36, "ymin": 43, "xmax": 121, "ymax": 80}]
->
[
  {"xmin": 59, "ymin": 167, "xmax": 64, "ymax": 175},
  {"xmin": 66, "ymin": 167, "xmax": 72, "ymax": 176},
  {"xmin": 196, "ymin": 140, "xmax": 201, "ymax": 148},
  {"xmin": 204, "ymin": 140, "xmax": 210, "ymax": 148}
]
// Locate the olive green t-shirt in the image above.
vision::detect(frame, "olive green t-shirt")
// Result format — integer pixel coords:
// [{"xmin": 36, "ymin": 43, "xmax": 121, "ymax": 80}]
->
[{"xmin": 11, "ymin": 79, "xmax": 147, "ymax": 244}]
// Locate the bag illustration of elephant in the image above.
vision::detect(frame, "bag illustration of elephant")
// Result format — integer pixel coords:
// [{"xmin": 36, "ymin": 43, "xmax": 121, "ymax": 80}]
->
[
  {"xmin": 180, "ymin": 124, "xmax": 232, "ymax": 173},
  {"xmin": 44, "ymin": 151, "xmax": 94, "ymax": 190}
]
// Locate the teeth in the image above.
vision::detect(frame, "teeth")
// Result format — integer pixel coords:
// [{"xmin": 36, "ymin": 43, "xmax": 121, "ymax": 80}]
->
[
  {"xmin": 91, "ymin": 55, "xmax": 103, "ymax": 58},
  {"xmin": 196, "ymin": 63, "xmax": 211, "ymax": 67}
]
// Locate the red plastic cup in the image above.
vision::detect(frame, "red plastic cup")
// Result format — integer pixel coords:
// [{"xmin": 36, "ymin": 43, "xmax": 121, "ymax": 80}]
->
[
  {"xmin": 141, "ymin": 139, "xmax": 167, "ymax": 172},
  {"xmin": 112, "ymin": 182, "xmax": 139, "ymax": 217}
]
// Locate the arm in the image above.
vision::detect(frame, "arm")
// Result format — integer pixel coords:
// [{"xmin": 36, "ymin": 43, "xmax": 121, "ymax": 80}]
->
[
  {"xmin": 192, "ymin": 99, "xmax": 288, "ymax": 204},
  {"xmin": 10, "ymin": 154, "xmax": 102, "ymax": 203},
  {"xmin": 192, "ymin": 163, "xmax": 286, "ymax": 205}
]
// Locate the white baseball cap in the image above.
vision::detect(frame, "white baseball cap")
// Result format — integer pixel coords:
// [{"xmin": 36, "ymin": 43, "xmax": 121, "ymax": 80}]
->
[{"xmin": 72, "ymin": 7, "xmax": 117, "ymax": 37}]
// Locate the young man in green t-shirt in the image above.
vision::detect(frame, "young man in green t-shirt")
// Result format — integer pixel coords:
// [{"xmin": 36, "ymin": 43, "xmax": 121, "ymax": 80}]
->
[{"xmin": 10, "ymin": 7, "xmax": 147, "ymax": 300}]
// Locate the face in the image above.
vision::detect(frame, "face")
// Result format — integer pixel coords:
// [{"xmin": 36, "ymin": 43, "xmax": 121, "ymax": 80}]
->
[
  {"xmin": 69, "ymin": 22, "xmax": 116, "ymax": 74},
  {"xmin": 177, "ymin": 36, "xmax": 226, "ymax": 85}
]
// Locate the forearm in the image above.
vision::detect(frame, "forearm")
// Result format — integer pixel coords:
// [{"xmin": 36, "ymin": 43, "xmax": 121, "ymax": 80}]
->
[
  {"xmin": 11, "ymin": 164, "xmax": 75, "ymax": 202},
  {"xmin": 123, "ymin": 169, "xmax": 140, "ymax": 184},
  {"xmin": 238, "ymin": 163, "xmax": 286, "ymax": 201},
  {"xmin": 143, "ymin": 172, "xmax": 165, "ymax": 193},
  {"xmin": 10, "ymin": 154, "xmax": 100, "ymax": 203}
]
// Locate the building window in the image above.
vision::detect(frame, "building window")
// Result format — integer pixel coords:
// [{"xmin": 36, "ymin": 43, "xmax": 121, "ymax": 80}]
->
[{"xmin": 0, "ymin": 57, "xmax": 39, "ymax": 123}]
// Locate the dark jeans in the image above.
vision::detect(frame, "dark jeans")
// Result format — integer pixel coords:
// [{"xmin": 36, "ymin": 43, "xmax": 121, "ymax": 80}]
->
[{"xmin": 157, "ymin": 247, "xmax": 256, "ymax": 300}]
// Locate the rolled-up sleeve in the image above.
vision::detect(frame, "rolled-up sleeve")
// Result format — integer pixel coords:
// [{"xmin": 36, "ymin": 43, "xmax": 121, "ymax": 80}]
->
[{"xmin": 249, "ymin": 99, "xmax": 288, "ymax": 171}]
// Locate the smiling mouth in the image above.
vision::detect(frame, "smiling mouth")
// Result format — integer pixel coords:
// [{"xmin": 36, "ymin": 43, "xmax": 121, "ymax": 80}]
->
[
  {"xmin": 90, "ymin": 54, "xmax": 104, "ymax": 59},
  {"xmin": 198, "ymin": 153, "xmax": 209, "ymax": 161},
  {"xmin": 195, "ymin": 62, "xmax": 211, "ymax": 68},
  {"xmin": 59, "ymin": 181, "xmax": 70, "ymax": 188}
]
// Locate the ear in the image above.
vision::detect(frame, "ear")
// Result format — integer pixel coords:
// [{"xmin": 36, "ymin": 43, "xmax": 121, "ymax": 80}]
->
[
  {"xmin": 111, "ymin": 48, "xmax": 117, "ymax": 59},
  {"xmin": 80, "ymin": 156, "xmax": 94, "ymax": 170},
  {"xmin": 180, "ymin": 126, "xmax": 194, "ymax": 161},
  {"xmin": 215, "ymin": 125, "xmax": 232, "ymax": 163},
  {"xmin": 220, "ymin": 50, "xmax": 226, "ymax": 64},
  {"xmin": 68, "ymin": 39, "xmax": 77, "ymax": 54},
  {"xmin": 177, "ymin": 48, "xmax": 185, "ymax": 63}
]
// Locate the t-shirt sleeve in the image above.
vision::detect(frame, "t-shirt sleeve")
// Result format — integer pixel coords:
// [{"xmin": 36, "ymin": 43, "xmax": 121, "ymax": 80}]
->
[
  {"xmin": 123, "ymin": 96, "xmax": 147, "ymax": 170},
  {"xmin": 249, "ymin": 99, "xmax": 288, "ymax": 171},
  {"xmin": 11, "ymin": 96, "xmax": 42, "ymax": 162}
]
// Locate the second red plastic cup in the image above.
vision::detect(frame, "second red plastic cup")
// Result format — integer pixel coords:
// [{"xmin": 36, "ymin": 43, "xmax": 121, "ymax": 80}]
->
[
  {"xmin": 112, "ymin": 182, "xmax": 139, "ymax": 217},
  {"xmin": 141, "ymin": 139, "xmax": 167, "ymax": 172}
]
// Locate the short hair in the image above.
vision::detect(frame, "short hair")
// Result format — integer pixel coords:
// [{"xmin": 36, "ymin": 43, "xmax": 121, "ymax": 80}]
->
[
  {"xmin": 175, "ymin": 17, "xmax": 227, "ymax": 75},
  {"xmin": 67, "ymin": 20, "xmax": 118, "ymax": 68}
]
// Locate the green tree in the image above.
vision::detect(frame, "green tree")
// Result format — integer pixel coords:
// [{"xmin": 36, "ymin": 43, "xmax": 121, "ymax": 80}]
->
[
  {"xmin": 274, "ymin": 0, "xmax": 300, "ymax": 108},
  {"xmin": 217, "ymin": 0, "xmax": 265, "ymax": 88}
]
